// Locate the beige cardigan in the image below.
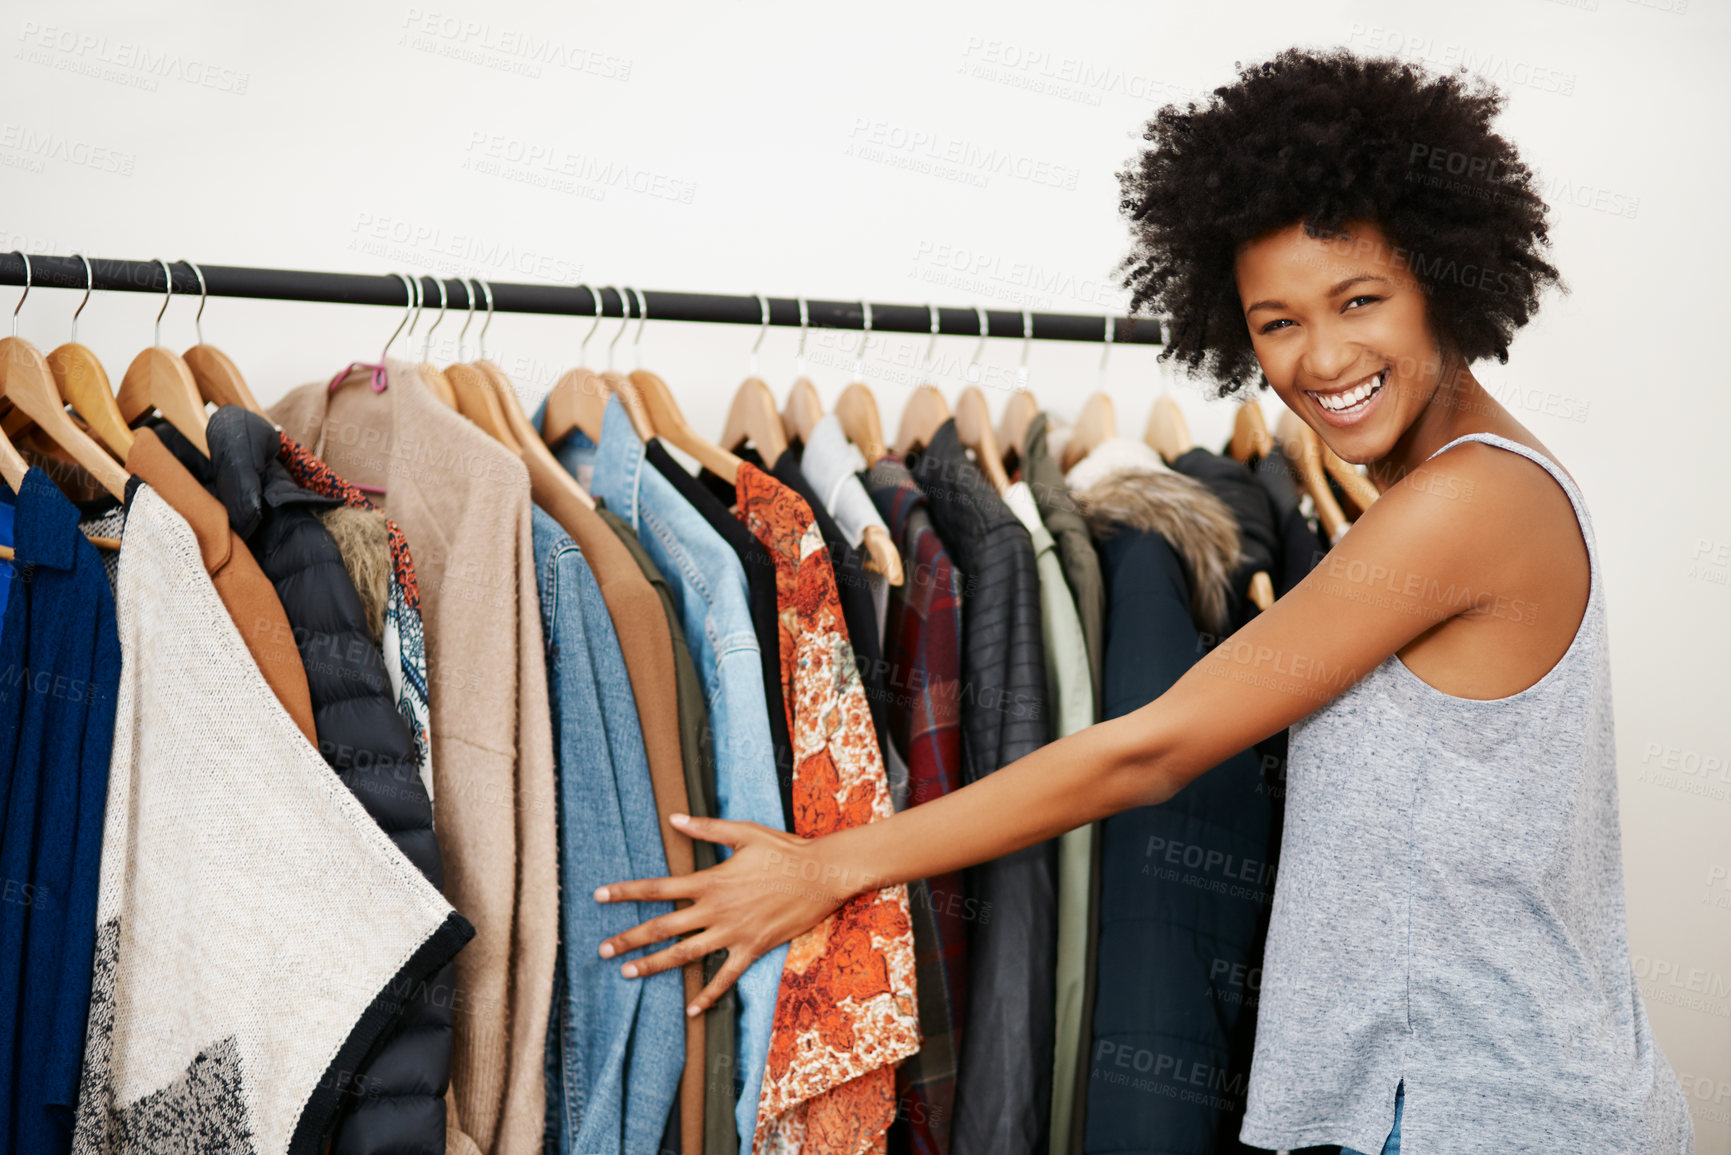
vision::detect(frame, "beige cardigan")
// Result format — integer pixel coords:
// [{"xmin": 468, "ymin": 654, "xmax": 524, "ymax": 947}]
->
[{"xmin": 271, "ymin": 361, "xmax": 558, "ymax": 1155}]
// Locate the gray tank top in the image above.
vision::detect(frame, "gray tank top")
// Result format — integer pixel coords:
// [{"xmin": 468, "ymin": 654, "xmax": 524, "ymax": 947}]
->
[{"xmin": 1238, "ymin": 433, "xmax": 1694, "ymax": 1155}]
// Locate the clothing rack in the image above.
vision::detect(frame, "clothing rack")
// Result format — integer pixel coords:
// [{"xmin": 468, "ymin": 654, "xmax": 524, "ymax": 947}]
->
[{"xmin": 0, "ymin": 253, "xmax": 1167, "ymax": 347}]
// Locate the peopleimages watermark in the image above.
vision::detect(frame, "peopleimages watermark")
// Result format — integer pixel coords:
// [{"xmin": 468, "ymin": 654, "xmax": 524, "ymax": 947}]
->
[
  {"xmin": 909, "ymin": 238, "xmax": 1122, "ymax": 311},
  {"xmin": 347, "ymin": 211, "xmax": 584, "ymax": 282},
  {"xmin": 1636, "ymin": 739, "xmax": 1731, "ymax": 805},
  {"xmin": 398, "ymin": 8, "xmax": 631, "ymax": 81},
  {"xmin": 461, "ymin": 131, "xmax": 697, "ymax": 205},
  {"xmin": 15, "ymin": 20, "xmax": 250, "ymax": 94},
  {"xmin": 1348, "ymin": 24, "xmax": 1578, "ymax": 96},
  {"xmin": 1688, "ymin": 537, "xmax": 1731, "ymax": 592},
  {"xmin": 956, "ymin": 36, "xmax": 1211, "ymax": 109},
  {"xmin": 844, "ymin": 118, "xmax": 1080, "ymax": 191},
  {"xmin": 0, "ymin": 122, "xmax": 134, "ymax": 177}
]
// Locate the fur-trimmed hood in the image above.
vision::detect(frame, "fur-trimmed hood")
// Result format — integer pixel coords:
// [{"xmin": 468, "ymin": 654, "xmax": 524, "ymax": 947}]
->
[{"xmin": 1072, "ymin": 467, "xmax": 1243, "ymax": 636}]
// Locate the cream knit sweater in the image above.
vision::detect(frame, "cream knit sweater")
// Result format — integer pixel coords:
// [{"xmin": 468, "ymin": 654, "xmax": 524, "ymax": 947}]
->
[{"xmin": 72, "ymin": 485, "xmax": 470, "ymax": 1154}]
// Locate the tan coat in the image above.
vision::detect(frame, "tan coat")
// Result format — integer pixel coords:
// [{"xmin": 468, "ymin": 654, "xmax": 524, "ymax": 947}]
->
[{"xmin": 271, "ymin": 360, "xmax": 558, "ymax": 1155}]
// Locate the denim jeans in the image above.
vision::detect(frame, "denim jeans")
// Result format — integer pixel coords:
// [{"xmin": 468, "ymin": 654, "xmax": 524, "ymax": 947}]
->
[
  {"xmin": 1340, "ymin": 1081, "xmax": 1404, "ymax": 1155},
  {"xmin": 551, "ymin": 397, "xmax": 792, "ymax": 1150}
]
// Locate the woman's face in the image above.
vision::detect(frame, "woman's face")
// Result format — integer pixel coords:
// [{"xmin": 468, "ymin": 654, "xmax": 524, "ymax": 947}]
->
[{"xmin": 1234, "ymin": 218, "xmax": 1446, "ymax": 466}]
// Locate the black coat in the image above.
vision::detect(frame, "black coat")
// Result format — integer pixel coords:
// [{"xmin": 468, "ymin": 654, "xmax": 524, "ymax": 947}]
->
[
  {"xmin": 159, "ymin": 407, "xmax": 467, "ymax": 1155},
  {"xmin": 908, "ymin": 419, "xmax": 1054, "ymax": 1155},
  {"xmin": 1085, "ymin": 526, "xmax": 1275, "ymax": 1155}
]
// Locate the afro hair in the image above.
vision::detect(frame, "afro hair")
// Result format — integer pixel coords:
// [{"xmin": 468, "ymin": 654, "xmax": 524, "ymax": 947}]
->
[{"xmin": 1118, "ymin": 47, "xmax": 1565, "ymax": 396}]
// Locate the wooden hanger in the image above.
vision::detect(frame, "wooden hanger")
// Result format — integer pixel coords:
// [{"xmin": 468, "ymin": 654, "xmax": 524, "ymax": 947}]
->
[
  {"xmin": 41, "ymin": 257, "xmax": 133, "ymax": 461},
  {"xmin": 604, "ymin": 373, "xmax": 655, "ymax": 442},
  {"xmin": 895, "ymin": 385, "xmax": 951, "ymax": 457},
  {"xmin": 993, "ymin": 309, "xmax": 1041, "ymax": 471},
  {"xmin": 473, "ymin": 289, "xmax": 601, "ymax": 538},
  {"xmin": 446, "ymin": 280, "xmax": 521, "ymax": 451},
  {"xmin": 541, "ymin": 285, "xmax": 610, "ymax": 448},
  {"xmin": 0, "ymin": 419, "xmax": 26, "ymax": 493},
  {"xmin": 894, "ymin": 302, "xmax": 956, "ymax": 457},
  {"xmin": 1144, "ymin": 395, "xmax": 1192, "ymax": 464},
  {"xmin": 613, "ymin": 291, "xmax": 738, "ymax": 476},
  {"xmin": 954, "ymin": 385, "xmax": 1010, "ymax": 493},
  {"xmin": 634, "ymin": 366, "xmax": 744, "ymax": 485},
  {"xmin": 1228, "ymin": 397, "xmax": 1277, "ymax": 611},
  {"xmin": 1, "ymin": 331, "xmax": 129, "ymax": 500},
  {"xmin": 116, "ymin": 259, "xmax": 209, "ymax": 457},
  {"xmin": 719, "ymin": 295, "xmax": 788, "ymax": 462},
  {"xmin": 998, "ymin": 390, "xmax": 1039, "ymax": 463},
  {"xmin": 1321, "ymin": 444, "xmax": 1379, "ymax": 519},
  {"xmin": 408, "ymin": 276, "xmax": 462, "ymax": 411},
  {"xmin": 837, "ymin": 302, "xmax": 896, "ymax": 466},
  {"xmin": 720, "ymin": 376, "xmax": 787, "ymax": 462},
  {"xmin": 1063, "ymin": 392, "xmax": 1117, "ymax": 472},
  {"xmin": 783, "ymin": 376, "xmax": 822, "ymax": 446},
  {"xmin": 1229, "ymin": 396, "xmax": 1274, "ymax": 464},
  {"xmin": 447, "ymin": 359, "xmax": 517, "ymax": 448},
  {"xmin": 179, "ymin": 261, "xmax": 264, "ymax": 414},
  {"xmin": 774, "ymin": 302, "xmax": 901, "ymax": 584},
  {"xmin": 779, "ymin": 300, "xmax": 825, "ymax": 446},
  {"xmin": 597, "ymin": 290, "xmax": 658, "ymax": 443},
  {"xmin": 478, "ymin": 351, "xmax": 598, "ymax": 511},
  {"xmin": 835, "ymin": 383, "xmax": 887, "ymax": 467},
  {"xmin": 1277, "ymin": 409, "xmax": 1349, "ymax": 543}
]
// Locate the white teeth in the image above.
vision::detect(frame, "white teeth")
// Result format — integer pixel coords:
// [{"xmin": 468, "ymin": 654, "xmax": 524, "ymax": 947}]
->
[{"xmin": 1312, "ymin": 371, "xmax": 1384, "ymax": 413}]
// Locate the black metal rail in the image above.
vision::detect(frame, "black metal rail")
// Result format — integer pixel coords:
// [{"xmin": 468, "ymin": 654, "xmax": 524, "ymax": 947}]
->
[{"xmin": 0, "ymin": 253, "xmax": 1166, "ymax": 346}]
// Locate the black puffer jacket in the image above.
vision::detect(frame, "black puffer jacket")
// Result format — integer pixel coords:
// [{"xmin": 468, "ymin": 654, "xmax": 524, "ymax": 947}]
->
[{"xmin": 157, "ymin": 407, "xmax": 467, "ymax": 1155}]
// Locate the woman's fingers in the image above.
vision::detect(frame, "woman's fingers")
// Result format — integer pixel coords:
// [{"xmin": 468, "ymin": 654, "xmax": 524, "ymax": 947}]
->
[
  {"xmin": 619, "ymin": 928, "xmax": 721, "ymax": 981},
  {"xmin": 597, "ymin": 905, "xmax": 706, "ymax": 962},
  {"xmin": 688, "ymin": 947, "xmax": 757, "ymax": 1016},
  {"xmin": 593, "ymin": 872, "xmax": 697, "ymax": 905},
  {"xmin": 669, "ymin": 812, "xmax": 760, "ymax": 850}
]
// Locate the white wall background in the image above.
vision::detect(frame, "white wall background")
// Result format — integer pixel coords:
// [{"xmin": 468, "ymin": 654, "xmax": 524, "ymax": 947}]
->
[{"xmin": 5, "ymin": 0, "xmax": 1728, "ymax": 1143}]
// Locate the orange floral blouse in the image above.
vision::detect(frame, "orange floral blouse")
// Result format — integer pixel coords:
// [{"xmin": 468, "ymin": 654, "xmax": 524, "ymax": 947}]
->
[{"xmin": 735, "ymin": 462, "xmax": 922, "ymax": 1155}]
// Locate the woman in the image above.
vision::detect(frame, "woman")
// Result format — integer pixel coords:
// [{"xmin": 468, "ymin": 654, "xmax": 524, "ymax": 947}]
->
[{"xmin": 595, "ymin": 49, "xmax": 1694, "ymax": 1154}]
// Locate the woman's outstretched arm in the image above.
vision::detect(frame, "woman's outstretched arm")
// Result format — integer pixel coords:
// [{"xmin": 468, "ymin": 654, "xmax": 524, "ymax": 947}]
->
[{"xmin": 596, "ymin": 445, "xmax": 1506, "ymax": 1014}]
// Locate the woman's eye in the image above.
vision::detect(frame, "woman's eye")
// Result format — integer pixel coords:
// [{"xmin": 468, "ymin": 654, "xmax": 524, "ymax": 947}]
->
[
  {"xmin": 1259, "ymin": 319, "xmax": 1292, "ymax": 334},
  {"xmin": 1345, "ymin": 295, "xmax": 1382, "ymax": 310}
]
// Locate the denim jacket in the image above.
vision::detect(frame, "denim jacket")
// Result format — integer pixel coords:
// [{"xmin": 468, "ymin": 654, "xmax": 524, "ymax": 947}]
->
[
  {"xmin": 547, "ymin": 398, "xmax": 790, "ymax": 1149},
  {"xmin": 533, "ymin": 507, "xmax": 684, "ymax": 1155}
]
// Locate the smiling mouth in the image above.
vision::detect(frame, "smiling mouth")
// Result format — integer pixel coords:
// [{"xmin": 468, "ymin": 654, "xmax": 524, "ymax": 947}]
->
[{"xmin": 1307, "ymin": 369, "xmax": 1387, "ymax": 416}]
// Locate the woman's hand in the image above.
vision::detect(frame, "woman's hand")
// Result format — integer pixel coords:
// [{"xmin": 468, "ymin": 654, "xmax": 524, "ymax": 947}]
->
[{"xmin": 594, "ymin": 812, "xmax": 856, "ymax": 1015}]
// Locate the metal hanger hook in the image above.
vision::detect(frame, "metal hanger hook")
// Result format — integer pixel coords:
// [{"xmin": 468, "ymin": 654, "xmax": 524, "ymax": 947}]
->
[
  {"xmin": 383, "ymin": 273, "xmax": 413, "ymax": 361},
  {"xmin": 423, "ymin": 277, "xmax": 449, "ymax": 362},
  {"xmin": 151, "ymin": 258, "xmax": 174, "ymax": 348},
  {"xmin": 70, "ymin": 253, "xmax": 92, "ymax": 343},
  {"xmin": 606, "ymin": 286, "xmax": 632, "ymax": 370},
  {"xmin": 8, "ymin": 251, "xmax": 29, "ymax": 337},
  {"xmin": 853, "ymin": 299, "xmax": 873, "ymax": 381},
  {"xmin": 924, "ymin": 304, "xmax": 940, "ymax": 375},
  {"xmin": 403, "ymin": 274, "xmax": 424, "ymax": 349},
  {"xmin": 795, "ymin": 297, "xmax": 810, "ymax": 376},
  {"xmin": 750, "ymin": 293, "xmax": 769, "ymax": 376},
  {"xmin": 476, "ymin": 279, "xmax": 496, "ymax": 361},
  {"xmin": 632, "ymin": 288, "xmax": 649, "ymax": 369},
  {"xmin": 1019, "ymin": 309, "xmax": 1032, "ymax": 391},
  {"xmin": 457, "ymin": 277, "xmax": 479, "ymax": 361},
  {"xmin": 181, "ymin": 259, "xmax": 209, "ymax": 345},
  {"xmin": 968, "ymin": 305, "xmax": 989, "ymax": 384},
  {"xmin": 579, "ymin": 285, "xmax": 603, "ymax": 362}
]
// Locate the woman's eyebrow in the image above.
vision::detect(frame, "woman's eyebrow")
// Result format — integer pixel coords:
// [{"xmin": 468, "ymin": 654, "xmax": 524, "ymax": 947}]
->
[{"xmin": 1244, "ymin": 273, "xmax": 1394, "ymax": 316}]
